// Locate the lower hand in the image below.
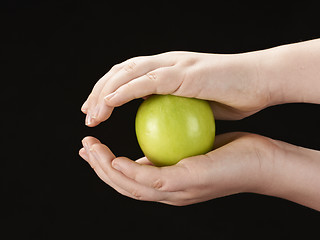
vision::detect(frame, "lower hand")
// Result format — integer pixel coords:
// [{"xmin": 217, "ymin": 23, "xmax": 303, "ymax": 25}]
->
[{"xmin": 79, "ymin": 132, "xmax": 275, "ymax": 206}]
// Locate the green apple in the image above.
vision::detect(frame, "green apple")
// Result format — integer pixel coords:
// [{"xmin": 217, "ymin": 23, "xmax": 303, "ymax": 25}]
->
[{"xmin": 135, "ymin": 94, "xmax": 215, "ymax": 166}]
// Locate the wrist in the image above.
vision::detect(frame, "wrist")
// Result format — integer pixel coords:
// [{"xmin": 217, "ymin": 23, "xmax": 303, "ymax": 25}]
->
[
  {"xmin": 217, "ymin": 134, "xmax": 281, "ymax": 195},
  {"xmin": 255, "ymin": 45, "xmax": 295, "ymax": 106},
  {"xmin": 255, "ymin": 40, "xmax": 320, "ymax": 105},
  {"xmin": 254, "ymin": 139, "xmax": 320, "ymax": 211},
  {"xmin": 230, "ymin": 52, "xmax": 275, "ymax": 110}
]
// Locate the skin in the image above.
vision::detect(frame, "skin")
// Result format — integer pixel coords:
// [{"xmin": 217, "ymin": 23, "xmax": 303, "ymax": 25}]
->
[{"xmin": 79, "ymin": 39, "xmax": 320, "ymax": 210}]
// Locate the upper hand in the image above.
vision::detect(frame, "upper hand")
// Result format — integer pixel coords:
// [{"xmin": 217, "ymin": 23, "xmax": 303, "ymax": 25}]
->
[{"xmin": 81, "ymin": 51, "xmax": 271, "ymax": 126}]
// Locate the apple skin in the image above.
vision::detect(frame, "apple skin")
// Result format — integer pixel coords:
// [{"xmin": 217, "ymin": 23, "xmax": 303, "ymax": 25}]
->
[{"xmin": 135, "ymin": 94, "xmax": 215, "ymax": 166}]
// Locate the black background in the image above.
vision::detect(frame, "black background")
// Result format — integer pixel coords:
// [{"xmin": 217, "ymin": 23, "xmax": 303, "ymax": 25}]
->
[{"xmin": 2, "ymin": 1, "xmax": 320, "ymax": 239}]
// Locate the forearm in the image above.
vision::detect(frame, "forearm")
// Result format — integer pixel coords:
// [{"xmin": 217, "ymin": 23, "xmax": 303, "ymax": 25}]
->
[
  {"xmin": 257, "ymin": 39, "xmax": 320, "ymax": 105},
  {"xmin": 260, "ymin": 140, "xmax": 320, "ymax": 211}
]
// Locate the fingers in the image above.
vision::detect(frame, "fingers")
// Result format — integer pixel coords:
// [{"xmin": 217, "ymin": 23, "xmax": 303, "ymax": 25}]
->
[
  {"xmin": 98, "ymin": 56, "xmax": 166, "ymax": 99},
  {"xmin": 79, "ymin": 136, "xmax": 170, "ymax": 202},
  {"xmin": 112, "ymin": 157, "xmax": 192, "ymax": 192},
  {"xmin": 80, "ymin": 137, "xmax": 122, "ymax": 192},
  {"xmin": 91, "ymin": 57, "xmax": 161, "ymax": 125},
  {"xmin": 82, "ymin": 63, "xmax": 126, "ymax": 126},
  {"xmin": 104, "ymin": 66, "xmax": 182, "ymax": 107},
  {"xmin": 79, "ymin": 147, "xmax": 88, "ymax": 161},
  {"xmin": 82, "ymin": 53, "xmax": 177, "ymax": 127},
  {"xmin": 79, "ymin": 134, "xmax": 253, "ymax": 206},
  {"xmin": 79, "ymin": 133, "xmax": 265, "ymax": 206},
  {"xmin": 110, "ymin": 154, "xmax": 215, "ymax": 206},
  {"xmin": 79, "ymin": 136, "xmax": 204, "ymax": 205},
  {"xmin": 81, "ymin": 62, "xmax": 124, "ymax": 114}
]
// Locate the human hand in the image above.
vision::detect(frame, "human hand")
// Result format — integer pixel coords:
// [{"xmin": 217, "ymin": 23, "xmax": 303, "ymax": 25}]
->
[
  {"xmin": 79, "ymin": 131, "xmax": 320, "ymax": 209},
  {"xmin": 79, "ymin": 132, "xmax": 276, "ymax": 206},
  {"xmin": 79, "ymin": 40, "xmax": 320, "ymax": 209},
  {"xmin": 81, "ymin": 51, "xmax": 272, "ymax": 126}
]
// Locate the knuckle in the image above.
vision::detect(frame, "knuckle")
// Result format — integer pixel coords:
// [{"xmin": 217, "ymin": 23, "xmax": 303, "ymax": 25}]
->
[
  {"xmin": 123, "ymin": 60, "xmax": 137, "ymax": 73},
  {"xmin": 181, "ymin": 57, "xmax": 197, "ymax": 67},
  {"xmin": 111, "ymin": 63, "xmax": 121, "ymax": 71},
  {"xmin": 146, "ymin": 71, "xmax": 157, "ymax": 81},
  {"xmin": 125, "ymin": 80, "xmax": 134, "ymax": 89},
  {"xmin": 131, "ymin": 189, "xmax": 143, "ymax": 200},
  {"xmin": 151, "ymin": 178, "xmax": 164, "ymax": 190},
  {"xmin": 122, "ymin": 81, "xmax": 136, "ymax": 98},
  {"xmin": 150, "ymin": 174, "xmax": 176, "ymax": 192}
]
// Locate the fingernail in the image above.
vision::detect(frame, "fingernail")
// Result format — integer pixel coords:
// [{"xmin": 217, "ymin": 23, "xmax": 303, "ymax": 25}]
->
[
  {"xmin": 112, "ymin": 160, "xmax": 122, "ymax": 171},
  {"xmin": 89, "ymin": 146, "xmax": 100, "ymax": 160},
  {"xmin": 81, "ymin": 100, "xmax": 88, "ymax": 112},
  {"xmin": 83, "ymin": 141, "xmax": 90, "ymax": 152},
  {"xmin": 79, "ymin": 147, "xmax": 89, "ymax": 160},
  {"xmin": 83, "ymin": 141, "xmax": 95, "ymax": 155},
  {"xmin": 85, "ymin": 114, "xmax": 91, "ymax": 126},
  {"xmin": 85, "ymin": 114, "xmax": 94, "ymax": 126},
  {"xmin": 104, "ymin": 91, "xmax": 117, "ymax": 101},
  {"xmin": 92, "ymin": 105, "xmax": 100, "ymax": 119}
]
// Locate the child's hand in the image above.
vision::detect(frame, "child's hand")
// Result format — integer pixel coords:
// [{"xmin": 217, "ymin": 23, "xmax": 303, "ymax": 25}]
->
[{"xmin": 81, "ymin": 51, "xmax": 271, "ymax": 126}]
